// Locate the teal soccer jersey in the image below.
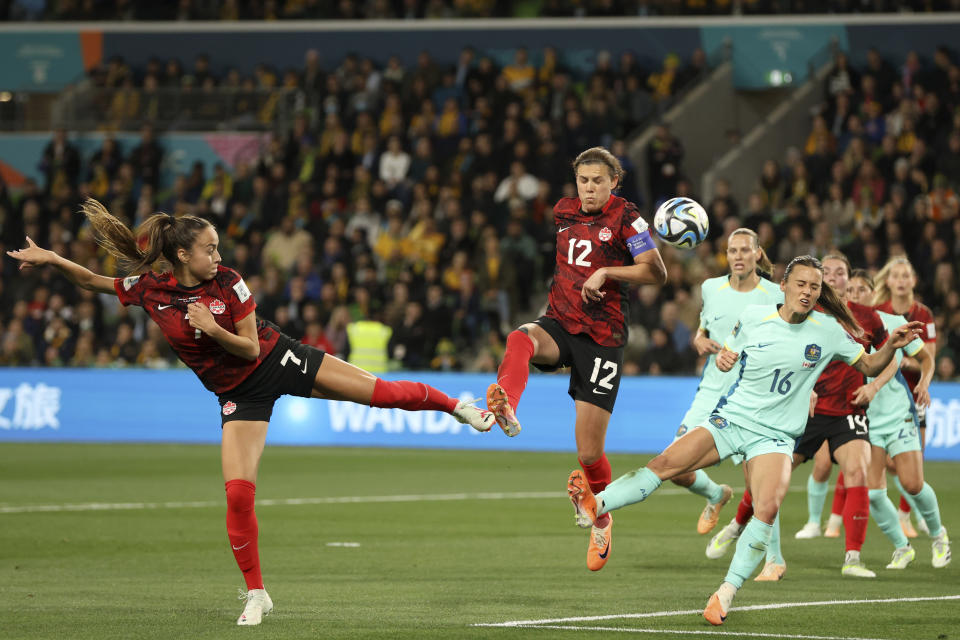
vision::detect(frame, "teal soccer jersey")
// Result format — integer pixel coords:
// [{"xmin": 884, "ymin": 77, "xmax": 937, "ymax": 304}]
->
[
  {"xmin": 714, "ymin": 305, "xmax": 865, "ymax": 440},
  {"xmin": 679, "ymin": 276, "xmax": 782, "ymax": 430},
  {"xmin": 866, "ymin": 311, "xmax": 924, "ymax": 434}
]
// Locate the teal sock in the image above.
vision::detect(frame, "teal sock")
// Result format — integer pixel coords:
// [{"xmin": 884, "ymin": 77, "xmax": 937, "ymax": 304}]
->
[
  {"xmin": 911, "ymin": 483, "xmax": 944, "ymax": 538},
  {"xmin": 724, "ymin": 517, "xmax": 773, "ymax": 588},
  {"xmin": 596, "ymin": 467, "xmax": 662, "ymax": 515},
  {"xmin": 765, "ymin": 512, "xmax": 784, "ymax": 564},
  {"xmin": 806, "ymin": 475, "xmax": 829, "ymax": 525},
  {"xmin": 688, "ymin": 469, "xmax": 725, "ymax": 503},
  {"xmin": 893, "ymin": 476, "xmax": 919, "ymax": 512},
  {"xmin": 869, "ymin": 488, "xmax": 909, "ymax": 549}
]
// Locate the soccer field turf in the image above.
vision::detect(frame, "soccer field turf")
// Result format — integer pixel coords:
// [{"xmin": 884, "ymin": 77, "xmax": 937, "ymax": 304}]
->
[{"xmin": 2, "ymin": 443, "xmax": 958, "ymax": 639}]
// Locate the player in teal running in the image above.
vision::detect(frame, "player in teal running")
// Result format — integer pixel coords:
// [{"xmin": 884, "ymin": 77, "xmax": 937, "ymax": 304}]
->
[
  {"xmin": 673, "ymin": 228, "xmax": 780, "ymax": 535},
  {"xmin": 845, "ymin": 270, "xmax": 950, "ymax": 569},
  {"xmin": 565, "ymin": 256, "xmax": 922, "ymax": 626}
]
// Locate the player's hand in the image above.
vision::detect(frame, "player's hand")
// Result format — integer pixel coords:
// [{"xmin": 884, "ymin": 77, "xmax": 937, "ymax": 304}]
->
[
  {"xmin": 186, "ymin": 302, "xmax": 218, "ymax": 335},
  {"xmin": 914, "ymin": 382, "xmax": 931, "ymax": 409},
  {"xmin": 851, "ymin": 383, "xmax": 877, "ymax": 407},
  {"xmin": 888, "ymin": 322, "xmax": 923, "ymax": 349},
  {"xmin": 694, "ymin": 332, "xmax": 722, "ymax": 356},
  {"xmin": 6, "ymin": 236, "xmax": 53, "ymax": 271},
  {"xmin": 809, "ymin": 390, "xmax": 818, "ymax": 417},
  {"xmin": 715, "ymin": 348, "xmax": 738, "ymax": 372},
  {"xmin": 581, "ymin": 269, "xmax": 607, "ymax": 303}
]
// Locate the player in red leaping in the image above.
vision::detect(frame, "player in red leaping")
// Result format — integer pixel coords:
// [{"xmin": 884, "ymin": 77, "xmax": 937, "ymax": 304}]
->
[
  {"xmin": 485, "ymin": 146, "xmax": 667, "ymax": 571},
  {"xmin": 7, "ymin": 199, "xmax": 496, "ymax": 627}
]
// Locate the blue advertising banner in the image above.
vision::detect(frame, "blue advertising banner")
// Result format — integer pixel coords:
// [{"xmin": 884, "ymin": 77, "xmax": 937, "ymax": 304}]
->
[{"xmin": 1, "ymin": 369, "xmax": 958, "ymax": 461}]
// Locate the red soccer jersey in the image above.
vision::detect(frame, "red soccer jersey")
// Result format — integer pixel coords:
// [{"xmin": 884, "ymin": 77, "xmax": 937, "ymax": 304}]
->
[
  {"xmin": 544, "ymin": 194, "xmax": 656, "ymax": 347},
  {"xmin": 114, "ymin": 265, "xmax": 280, "ymax": 394},
  {"xmin": 814, "ymin": 301, "xmax": 887, "ymax": 416},
  {"xmin": 874, "ymin": 299, "xmax": 935, "ymax": 391}
]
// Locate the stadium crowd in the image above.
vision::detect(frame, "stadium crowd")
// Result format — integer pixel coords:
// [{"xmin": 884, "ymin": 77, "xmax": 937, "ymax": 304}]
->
[
  {"xmin": 0, "ymin": 44, "xmax": 959, "ymax": 382},
  {"xmin": 3, "ymin": 0, "xmax": 959, "ymax": 20}
]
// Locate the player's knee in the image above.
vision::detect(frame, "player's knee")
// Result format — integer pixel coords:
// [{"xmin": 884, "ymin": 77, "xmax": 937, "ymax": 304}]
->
[
  {"xmin": 225, "ymin": 480, "xmax": 256, "ymax": 513},
  {"xmin": 509, "ymin": 327, "xmax": 537, "ymax": 353},
  {"xmin": 899, "ymin": 475, "xmax": 923, "ymax": 495},
  {"xmin": 752, "ymin": 500, "xmax": 780, "ymax": 523},
  {"xmin": 842, "ymin": 465, "xmax": 867, "ymax": 487}
]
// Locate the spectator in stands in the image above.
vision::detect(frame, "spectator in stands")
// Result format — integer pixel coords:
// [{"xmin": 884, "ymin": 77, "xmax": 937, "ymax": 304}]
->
[
  {"xmin": 647, "ymin": 123, "xmax": 684, "ymax": 204},
  {"xmin": 39, "ymin": 128, "xmax": 81, "ymax": 195}
]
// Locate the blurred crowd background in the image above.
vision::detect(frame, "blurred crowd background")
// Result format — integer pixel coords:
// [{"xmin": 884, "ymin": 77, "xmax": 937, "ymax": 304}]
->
[{"xmin": 0, "ymin": 14, "xmax": 959, "ymax": 381}]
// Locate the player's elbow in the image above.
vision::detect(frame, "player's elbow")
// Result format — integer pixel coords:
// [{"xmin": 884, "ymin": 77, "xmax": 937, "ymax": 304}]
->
[{"xmin": 243, "ymin": 340, "xmax": 261, "ymax": 361}]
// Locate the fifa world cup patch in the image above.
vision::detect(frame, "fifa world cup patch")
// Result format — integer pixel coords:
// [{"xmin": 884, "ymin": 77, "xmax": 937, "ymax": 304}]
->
[
  {"xmin": 233, "ymin": 279, "xmax": 251, "ymax": 303},
  {"xmin": 122, "ymin": 275, "xmax": 140, "ymax": 291},
  {"xmin": 708, "ymin": 415, "xmax": 728, "ymax": 429},
  {"xmin": 598, "ymin": 226, "xmax": 612, "ymax": 242},
  {"xmin": 676, "ymin": 425, "xmax": 688, "ymax": 437},
  {"xmin": 222, "ymin": 401, "xmax": 237, "ymax": 416},
  {"xmin": 209, "ymin": 299, "xmax": 226, "ymax": 315}
]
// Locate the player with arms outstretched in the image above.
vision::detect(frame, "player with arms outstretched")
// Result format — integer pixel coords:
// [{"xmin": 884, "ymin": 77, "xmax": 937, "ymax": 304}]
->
[
  {"xmin": 7, "ymin": 200, "xmax": 495, "ymax": 626},
  {"xmin": 674, "ymin": 228, "xmax": 780, "ymax": 536},
  {"xmin": 565, "ymin": 256, "xmax": 921, "ymax": 625},
  {"xmin": 486, "ymin": 146, "xmax": 666, "ymax": 571}
]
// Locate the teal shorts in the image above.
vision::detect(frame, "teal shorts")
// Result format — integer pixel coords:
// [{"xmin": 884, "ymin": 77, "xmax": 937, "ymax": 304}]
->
[
  {"xmin": 701, "ymin": 415, "xmax": 795, "ymax": 463},
  {"xmin": 678, "ymin": 397, "xmax": 716, "ymax": 442},
  {"xmin": 868, "ymin": 414, "xmax": 921, "ymax": 458}
]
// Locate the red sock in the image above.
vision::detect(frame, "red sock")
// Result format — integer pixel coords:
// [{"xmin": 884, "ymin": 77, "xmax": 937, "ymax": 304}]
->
[
  {"xmin": 830, "ymin": 471, "xmax": 847, "ymax": 516},
  {"xmin": 580, "ymin": 455, "xmax": 612, "ymax": 527},
  {"xmin": 371, "ymin": 379, "xmax": 458, "ymax": 413},
  {"xmin": 497, "ymin": 331, "xmax": 535, "ymax": 409},
  {"xmin": 225, "ymin": 479, "xmax": 263, "ymax": 590},
  {"xmin": 843, "ymin": 485, "xmax": 869, "ymax": 552},
  {"xmin": 735, "ymin": 490, "xmax": 754, "ymax": 526},
  {"xmin": 899, "ymin": 494, "xmax": 911, "ymax": 513}
]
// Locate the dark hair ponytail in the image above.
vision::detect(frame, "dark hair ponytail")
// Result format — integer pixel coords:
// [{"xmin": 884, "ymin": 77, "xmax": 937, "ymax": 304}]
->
[
  {"xmin": 783, "ymin": 255, "xmax": 863, "ymax": 338},
  {"xmin": 81, "ymin": 198, "xmax": 211, "ymax": 274}
]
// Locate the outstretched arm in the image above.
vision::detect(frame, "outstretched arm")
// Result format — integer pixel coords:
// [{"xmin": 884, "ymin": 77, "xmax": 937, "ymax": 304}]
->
[
  {"xmin": 7, "ymin": 236, "xmax": 117, "ymax": 295},
  {"xmin": 853, "ymin": 322, "xmax": 923, "ymax": 378}
]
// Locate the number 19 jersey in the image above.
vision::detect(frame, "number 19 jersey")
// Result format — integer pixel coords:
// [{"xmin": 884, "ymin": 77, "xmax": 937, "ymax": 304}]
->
[{"xmin": 715, "ymin": 305, "xmax": 865, "ymax": 440}]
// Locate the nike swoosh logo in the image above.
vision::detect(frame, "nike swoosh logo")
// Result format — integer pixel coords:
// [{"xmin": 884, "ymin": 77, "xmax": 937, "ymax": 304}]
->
[
  {"xmin": 301, "ymin": 358, "xmax": 308, "ymax": 374},
  {"xmin": 592, "ymin": 388, "xmax": 609, "ymax": 395},
  {"xmin": 599, "ymin": 541, "xmax": 610, "ymax": 559},
  {"xmin": 756, "ymin": 343, "xmax": 771, "ymax": 349},
  {"xmin": 158, "ymin": 304, "xmax": 174, "ymax": 310},
  {"xmin": 232, "ymin": 542, "xmax": 250, "ymax": 550},
  {"xmin": 559, "ymin": 225, "xmax": 573, "ymax": 232}
]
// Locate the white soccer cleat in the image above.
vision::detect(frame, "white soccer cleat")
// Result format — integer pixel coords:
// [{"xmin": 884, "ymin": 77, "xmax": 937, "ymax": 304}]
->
[
  {"xmin": 706, "ymin": 520, "xmax": 743, "ymax": 559},
  {"xmin": 795, "ymin": 522, "xmax": 822, "ymax": 539},
  {"xmin": 886, "ymin": 545, "xmax": 915, "ymax": 570},
  {"xmin": 915, "ymin": 515, "xmax": 931, "ymax": 536},
  {"xmin": 932, "ymin": 527, "xmax": 951, "ymax": 569},
  {"xmin": 452, "ymin": 399, "xmax": 497, "ymax": 433},
  {"xmin": 237, "ymin": 588, "xmax": 273, "ymax": 626},
  {"xmin": 841, "ymin": 551, "xmax": 876, "ymax": 578}
]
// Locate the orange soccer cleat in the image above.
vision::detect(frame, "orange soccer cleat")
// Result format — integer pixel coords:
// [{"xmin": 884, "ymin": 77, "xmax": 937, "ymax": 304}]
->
[
  {"xmin": 586, "ymin": 514, "xmax": 613, "ymax": 571},
  {"xmin": 567, "ymin": 470, "xmax": 598, "ymax": 529},
  {"xmin": 485, "ymin": 383, "xmax": 521, "ymax": 437},
  {"xmin": 703, "ymin": 592, "xmax": 728, "ymax": 626}
]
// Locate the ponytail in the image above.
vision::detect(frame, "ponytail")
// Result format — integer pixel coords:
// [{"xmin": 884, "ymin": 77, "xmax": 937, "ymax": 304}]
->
[
  {"xmin": 81, "ymin": 198, "xmax": 211, "ymax": 274},
  {"xmin": 728, "ymin": 227, "xmax": 773, "ymax": 278},
  {"xmin": 783, "ymin": 254, "xmax": 863, "ymax": 338}
]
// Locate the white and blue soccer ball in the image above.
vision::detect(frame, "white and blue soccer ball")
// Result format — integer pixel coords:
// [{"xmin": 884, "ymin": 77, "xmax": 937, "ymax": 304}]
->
[{"xmin": 653, "ymin": 197, "xmax": 709, "ymax": 249}]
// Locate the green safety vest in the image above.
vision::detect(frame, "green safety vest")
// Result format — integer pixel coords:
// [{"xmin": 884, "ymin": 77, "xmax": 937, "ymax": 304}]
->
[{"xmin": 346, "ymin": 321, "xmax": 392, "ymax": 373}]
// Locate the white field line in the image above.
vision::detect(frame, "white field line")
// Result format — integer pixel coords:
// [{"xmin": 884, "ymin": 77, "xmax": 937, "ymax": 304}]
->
[
  {"xmin": 474, "ymin": 595, "xmax": 960, "ymax": 628},
  {"xmin": 0, "ymin": 486, "xmax": 705, "ymax": 515},
  {"xmin": 505, "ymin": 626, "xmax": 891, "ymax": 640}
]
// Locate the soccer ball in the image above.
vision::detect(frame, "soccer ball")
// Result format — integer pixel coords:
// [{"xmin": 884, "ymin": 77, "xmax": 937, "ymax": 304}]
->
[{"xmin": 653, "ymin": 197, "xmax": 709, "ymax": 249}]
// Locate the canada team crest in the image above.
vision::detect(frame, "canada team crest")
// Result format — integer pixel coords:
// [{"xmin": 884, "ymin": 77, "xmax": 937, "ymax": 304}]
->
[
  {"xmin": 804, "ymin": 344, "xmax": 822, "ymax": 362},
  {"xmin": 209, "ymin": 299, "xmax": 226, "ymax": 314},
  {"xmin": 598, "ymin": 227, "xmax": 612, "ymax": 242},
  {"xmin": 222, "ymin": 401, "xmax": 237, "ymax": 416}
]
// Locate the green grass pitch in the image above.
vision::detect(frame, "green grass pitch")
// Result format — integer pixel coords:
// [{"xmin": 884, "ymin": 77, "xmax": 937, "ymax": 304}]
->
[{"xmin": 2, "ymin": 443, "xmax": 958, "ymax": 639}]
